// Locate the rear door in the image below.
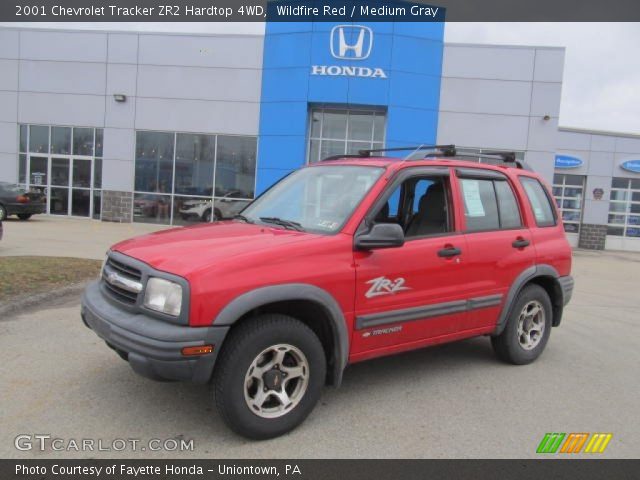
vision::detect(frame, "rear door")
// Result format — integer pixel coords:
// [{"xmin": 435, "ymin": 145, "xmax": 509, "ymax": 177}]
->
[{"xmin": 454, "ymin": 168, "xmax": 537, "ymax": 329}]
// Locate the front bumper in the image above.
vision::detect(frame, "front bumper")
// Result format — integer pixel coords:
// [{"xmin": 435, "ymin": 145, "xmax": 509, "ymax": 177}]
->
[{"xmin": 81, "ymin": 281, "xmax": 229, "ymax": 383}]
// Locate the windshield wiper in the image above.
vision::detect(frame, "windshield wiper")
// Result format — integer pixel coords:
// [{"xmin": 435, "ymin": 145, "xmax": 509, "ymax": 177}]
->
[
  {"xmin": 233, "ymin": 214, "xmax": 254, "ymax": 224},
  {"xmin": 259, "ymin": 217, "xmax": 305, "ymax": 232}
]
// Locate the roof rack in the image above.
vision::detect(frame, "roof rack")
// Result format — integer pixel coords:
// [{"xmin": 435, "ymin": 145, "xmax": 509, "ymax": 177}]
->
[
  {"xmin": 320, "ymin": 144, "xmax": 533, "ymax": 171},
  {"xmin": 425, "ymin": 149, "xmax": 532, "ymax": 171},
  {"xmin": 321, "ymin": 144, "xmax": 456, "ymax": 162}
]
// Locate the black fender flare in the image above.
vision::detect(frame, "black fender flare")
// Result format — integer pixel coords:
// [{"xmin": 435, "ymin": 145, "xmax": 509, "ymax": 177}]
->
[
  {"xmin": 213, "ymin": 283, "xmax": 349, "ymax": 386},
  {"xmin": 494, "ymin": 264, "xmax": 563, "ymax": 335}
]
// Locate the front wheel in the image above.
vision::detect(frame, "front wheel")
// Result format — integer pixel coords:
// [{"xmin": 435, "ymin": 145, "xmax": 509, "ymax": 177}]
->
[
  {"xmin": 0, "ymin": 204, "xmax": 6, "ymax": 221},
  {"xmin": 213, "ymin": 314, "xmax": 326, "ymax": 439},
  {"xmin": 491, "ymin": 284, "xmax": 552, "ymax": 365}
]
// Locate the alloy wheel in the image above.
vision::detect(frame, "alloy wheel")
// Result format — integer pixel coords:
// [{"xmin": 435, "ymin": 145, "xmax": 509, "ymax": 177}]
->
[
  {"xmin": 516, "ymin": 300, "xmax": 546, "ymax": 350},
  {"xmin": 243, "ymin": 344, "xmax": 309, "ymax": 419}
]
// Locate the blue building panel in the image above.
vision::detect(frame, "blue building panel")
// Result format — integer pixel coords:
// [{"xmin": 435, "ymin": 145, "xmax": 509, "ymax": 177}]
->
[{"xmin": 257, "ymin": 18, "xmax": 445, "ymax": 193}]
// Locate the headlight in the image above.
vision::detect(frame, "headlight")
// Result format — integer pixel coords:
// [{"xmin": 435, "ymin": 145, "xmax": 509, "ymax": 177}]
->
[{"xmin": 143, "ymin": 277, "xmax": 183, "ymax": 316}]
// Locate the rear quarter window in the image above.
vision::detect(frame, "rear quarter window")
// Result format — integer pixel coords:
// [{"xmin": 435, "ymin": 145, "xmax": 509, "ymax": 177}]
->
[{"xmin": 520, "ymin": 177, "xmax": 556, "ymax": 227}]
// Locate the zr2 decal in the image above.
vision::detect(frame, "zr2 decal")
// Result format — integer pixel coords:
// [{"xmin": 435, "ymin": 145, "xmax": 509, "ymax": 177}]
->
[{"xmin": 365, "ymin": 276, "xmax": 410, "ymax": 298}]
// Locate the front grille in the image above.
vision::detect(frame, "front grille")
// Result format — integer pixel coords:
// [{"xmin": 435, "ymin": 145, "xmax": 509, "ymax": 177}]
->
[{"xmin": 102, "ymin": 256, "xmax": 143, "ymax": 305}]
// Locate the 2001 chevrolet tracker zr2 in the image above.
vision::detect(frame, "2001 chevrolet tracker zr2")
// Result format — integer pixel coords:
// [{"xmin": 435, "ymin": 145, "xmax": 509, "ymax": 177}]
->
[{"xmin": 82, "ymin": 146, "xmax": 574, "ymax": 439}]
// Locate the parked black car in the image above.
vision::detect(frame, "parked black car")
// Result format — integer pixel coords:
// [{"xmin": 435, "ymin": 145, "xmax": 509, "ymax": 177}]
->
[{"xmin": 0, "ymin": 182, "xmax": 46, "ymax": 221}]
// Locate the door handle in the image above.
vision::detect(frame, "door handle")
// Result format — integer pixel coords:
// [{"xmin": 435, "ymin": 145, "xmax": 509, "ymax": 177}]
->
[
  {"xmin": 438, "ymin": 246, "xmax": 462, "ymax": 258},
  {"xmin": 512, "ymin": 238, "xmax": 530, "ymax": 248}
]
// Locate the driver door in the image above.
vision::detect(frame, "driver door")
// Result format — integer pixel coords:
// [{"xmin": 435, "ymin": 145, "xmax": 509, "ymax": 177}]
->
[{"xmin": 351, "ymin": 169, "xmax": 471, "ymax": 360}]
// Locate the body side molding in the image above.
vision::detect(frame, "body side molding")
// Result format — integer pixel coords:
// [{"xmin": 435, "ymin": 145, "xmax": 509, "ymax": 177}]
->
[{"xmin": 356, "ymin": 294, "xmax": 504, "ymax": 330}]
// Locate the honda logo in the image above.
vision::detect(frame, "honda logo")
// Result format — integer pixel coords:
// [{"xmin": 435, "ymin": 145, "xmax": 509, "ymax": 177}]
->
[{"xmin": 330, "ymin": 25, "xmax": 373, "ymax": 60}]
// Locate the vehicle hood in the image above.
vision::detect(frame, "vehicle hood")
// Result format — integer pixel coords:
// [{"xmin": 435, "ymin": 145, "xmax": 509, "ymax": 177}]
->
[{"xmin": 111, "ymin": 221, "xmax": 320, "ymax": 277}]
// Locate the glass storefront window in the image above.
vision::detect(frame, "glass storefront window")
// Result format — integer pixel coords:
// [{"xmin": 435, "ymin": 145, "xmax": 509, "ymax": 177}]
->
[
  {"xmin": 173, "ymin": 196, "xmax": 213, "ymax": 225},
  {"xmin": 50, "ymin": 188, "xmax": 69, "ymax": 215},
  {"xmin": 95, "ymin": 129, "xmax": 103, "ymax": 157},
  {"xmin": 608, "ymin": 177, "xmax": 640, "ymax": 237},
  {"xmin": 175, "ymin": 134, "xmax": 215, "ymax": 196},
  {"xmin": 135, "ymin": 131, "xmax": 175, "ymax": 194},
  {"xmin": 73, "ymin": 128, "xmax": 94, "ymax": 156},
  {"xmin": 72, "ymin": 159, "xmax": 92, "ymax": 188},
  {"xmin": 307, "ymin": 107, "xmax": 386, "ymax": 163},
  {"xmin": 29, "ymin": 126, "xmax": 49, "ymax": 153},
  {"xmin": 19, "ymin": 125, "xmax": 28, "ymax": 153},
  {"xmin": 215, "ymin": 135, "xmax": 257, "ymax": 199},
  {"xmin": 93, "ymin": 191, "xmax": 102, "ymax": 220},
  {"xmin": 18, "ymin": 154, "xmax": 27, "ymax": 184},
  {"xmin": 133, "ymin": 131, "xmax": 257, "ymax": 225},
  {"xmin": 552, "ymin": 174, "xmax": 585, "ymax": 234},
  {"xmin": 93, "ymin": 158, "xmax": 102, "ymax": 189},
  {"xmin": 51, "ymin": 158, "xmax": 70, "ymax": 186},
  {"xmin": 51, "ymin": 127, "xmax": 72, "ymax": 155},
  {"xmin": 133, "ymin": 193, "xmax": 172, "ymax": 225},
  {"xmin": 71, "ymin": 189, "xmax": 92, "ymax": 217}
]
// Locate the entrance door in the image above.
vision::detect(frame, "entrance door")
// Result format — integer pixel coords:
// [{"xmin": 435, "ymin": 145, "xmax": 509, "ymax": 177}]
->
[
  {"xmin": 46, "ymin": 157, "xmax": 93, "ymax": 217},
  {"xmin": 71, "ymin": 158, "xmax": 92, "ymax": 217},
  {"xmin": 50, "ymin": 157, "xmax": 70, "ymax": 215}
]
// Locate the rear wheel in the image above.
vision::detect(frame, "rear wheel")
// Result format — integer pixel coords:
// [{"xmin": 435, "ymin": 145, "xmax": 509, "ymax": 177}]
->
[
  {"xmin": 0, "ymin": 204, "xmax": 6, "ymax": 221},
  {"xmin": 491, "ymin": 284, "xmax": 552, "ymax": 365},
  {"xmin": 213, "ymin": 314, "xmax": 326, "ymax": 439},
  {"xmin": 17, "ymin": 214, "xmax": 32, "ymax": 221}
]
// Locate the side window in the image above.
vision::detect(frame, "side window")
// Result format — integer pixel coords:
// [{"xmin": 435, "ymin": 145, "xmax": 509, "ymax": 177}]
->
[
  {"xmin": 494, "ymin": 180, "xmax": 522, "ymax": 229},
  {"xmin": 460, "ymin": 179, "xmax": 499, "ymax": 231},
  {"xmin": 520, "ymin": 177, "xmax": 556, "ymax": 227},
  {"xmin": 373, "ymin": 175, "xmax": 451, "ymax": 239}
]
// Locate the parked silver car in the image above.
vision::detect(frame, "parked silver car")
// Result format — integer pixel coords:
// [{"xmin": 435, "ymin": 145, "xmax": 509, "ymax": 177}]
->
[{"xmin": 179, "ymin": 191, "xmax": 251, "ymax": 222}]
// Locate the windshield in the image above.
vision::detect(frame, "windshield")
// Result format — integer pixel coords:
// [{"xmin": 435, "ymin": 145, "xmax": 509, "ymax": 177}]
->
[{"xmin": 241, "ymin": 165, "xmax": 384, "ymax": 234}]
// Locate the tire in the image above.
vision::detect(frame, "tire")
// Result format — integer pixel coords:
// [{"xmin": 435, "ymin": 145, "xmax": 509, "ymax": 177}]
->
[
  {"xmin": 0, "ymin": 204, "xmax": 6, "ymax": 221},
  {"xmin": 202, "ymin": 209, "xmax": 212, "ymax": 223},
  {"xmin": 491, "ymin": 284, "xmax": 552, "ymax": 365},
  {"xmin": 214, "ymin": 208, "xmax": 222, "ymax": 221},
  {"xmin": 213, "ymin": 314, "xmax": 326, "ymax": 440},
  {"xmin": 17, "ymin": 214, "xmax": 32, "ymax": 221}
]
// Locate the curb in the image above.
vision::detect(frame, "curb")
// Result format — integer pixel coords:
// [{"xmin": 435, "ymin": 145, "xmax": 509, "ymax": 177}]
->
[{"xmin": 0, "ymin": 282, "xmax": 88, "ymax": 319}]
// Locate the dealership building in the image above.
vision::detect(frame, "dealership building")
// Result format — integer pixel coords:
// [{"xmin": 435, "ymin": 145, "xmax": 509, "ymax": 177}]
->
[{"xmin": 0, "ymin": 21, "xmax": 639, "ymax": 251}]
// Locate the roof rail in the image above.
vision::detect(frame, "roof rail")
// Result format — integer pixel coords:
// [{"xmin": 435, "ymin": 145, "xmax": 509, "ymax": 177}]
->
[
  {"xmin": 321, "ymin": 154, "xmax": 371, "ymax": 161},
  {"xmin": 358, "ymin": 144, "xmax": 457, "ymax": 158}
]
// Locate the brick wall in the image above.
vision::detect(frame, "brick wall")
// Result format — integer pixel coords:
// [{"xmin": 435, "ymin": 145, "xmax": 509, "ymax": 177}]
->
[
  {"xmin": 578, "ymin": 223, "xmax": 607, "ymax": 250},
  {"xmin": 101, "ymin": 190, "xmax": 133, "ymax": 223}
]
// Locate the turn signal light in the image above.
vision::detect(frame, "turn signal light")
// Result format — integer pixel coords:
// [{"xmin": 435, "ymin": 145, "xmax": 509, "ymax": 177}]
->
[
  {"xmin": 181, "ymin": 345, "xmax": 213, "ymax": 356},
  {"xmin": 16, "ymin": 195, "xmax": 30, "ymax": 204}
]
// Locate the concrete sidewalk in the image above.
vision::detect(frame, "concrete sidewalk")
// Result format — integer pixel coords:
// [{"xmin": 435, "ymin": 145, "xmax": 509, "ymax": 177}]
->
[{"xmin": 0, "ymin": 216, "xmax": 171, "ymax": 260}]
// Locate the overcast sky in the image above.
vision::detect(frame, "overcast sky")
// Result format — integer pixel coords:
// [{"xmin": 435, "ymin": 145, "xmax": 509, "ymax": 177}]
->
[{"xmin": 3, "ymin": 21, "xmax": 639, "ymax": 135}]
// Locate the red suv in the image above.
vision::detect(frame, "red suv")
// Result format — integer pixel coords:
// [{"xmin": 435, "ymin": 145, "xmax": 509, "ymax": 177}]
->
[{"xmin": 82, "ymin": 146, "xmax": 573, "ymax": 439}]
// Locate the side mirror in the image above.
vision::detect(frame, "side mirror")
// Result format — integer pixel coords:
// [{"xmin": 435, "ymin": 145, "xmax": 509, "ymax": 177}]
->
[{"xmin": 355, "ymin": 223, "xmax": 405, "ymax": 250}]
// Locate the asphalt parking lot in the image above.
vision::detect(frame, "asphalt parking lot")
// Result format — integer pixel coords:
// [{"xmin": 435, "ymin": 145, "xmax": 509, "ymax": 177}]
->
[{"xmin": 1, "ymin": 220, "xmax": 639, "ymax": 458}]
